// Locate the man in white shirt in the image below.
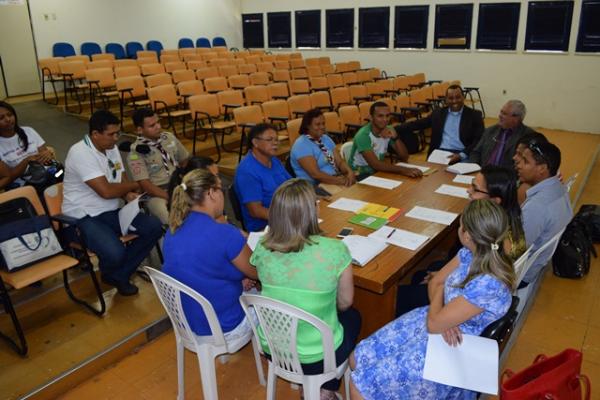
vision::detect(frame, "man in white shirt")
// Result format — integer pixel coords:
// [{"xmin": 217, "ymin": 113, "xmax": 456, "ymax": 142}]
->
[{"xmin": 62, "ymin": 110, "xmax": 162, "ymax": 295}]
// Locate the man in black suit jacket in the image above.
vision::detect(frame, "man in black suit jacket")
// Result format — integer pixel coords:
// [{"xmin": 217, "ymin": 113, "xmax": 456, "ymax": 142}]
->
[{"xmin": 394, "ymin": 85, "xmax": 484, "ymax": 164}]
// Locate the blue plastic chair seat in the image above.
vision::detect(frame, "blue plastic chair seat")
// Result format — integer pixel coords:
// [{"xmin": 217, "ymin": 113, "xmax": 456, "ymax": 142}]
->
[
  {"xmin": 53, "ymin": 42, "xmax": 76, "ymax": 57},
  {"xmin": 105, "ymin": 43, "xmax": 126, "ymax": 59},
  {"xmin": 125, "ymin": 42, "xmax": 144, "ymax": 59},
  {"xmin": 196, "ymin": 37, "xmax": 211, "ymax": 48}
]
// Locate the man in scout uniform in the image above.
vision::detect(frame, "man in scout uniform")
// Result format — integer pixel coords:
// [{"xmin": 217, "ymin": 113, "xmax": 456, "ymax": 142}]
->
[{"xmin": 127, "ymin": 108, "xmax": 189, "ymax": 224}]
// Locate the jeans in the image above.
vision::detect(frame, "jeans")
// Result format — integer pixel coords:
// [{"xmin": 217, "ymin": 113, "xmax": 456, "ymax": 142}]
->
[{"xmin": 76, "ymin": 209, "xmax": 162, "ymax": 285}]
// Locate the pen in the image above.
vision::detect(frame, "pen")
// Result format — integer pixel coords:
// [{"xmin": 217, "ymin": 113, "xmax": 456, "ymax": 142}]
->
[
  {"xmin": 386, "ymin": 228, "xmax": 396, "ymax": 238},
  {"xmin": 383, "ymin": 206, "xmax": 390, "ymax": 212}
]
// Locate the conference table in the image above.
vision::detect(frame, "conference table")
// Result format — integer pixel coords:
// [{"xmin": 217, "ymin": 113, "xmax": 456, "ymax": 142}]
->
[{"xmin": 317, "ymin": 163, "xmax": 471, "ymax": 338}]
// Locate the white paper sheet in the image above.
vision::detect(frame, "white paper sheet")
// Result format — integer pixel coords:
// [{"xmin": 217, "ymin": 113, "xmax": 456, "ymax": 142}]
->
[
  {"xmin": 341, "ymin": 235, "xmax": 388, "ymax": 266},
  {"xmin": 423, "ymin": 334, "xmax": 499, "ymax": 395},
  {"xmin": 405, "ymin": 206, "xmax": 458, "ymax": 225},
  {"xmin": 395, "ymin": 162, "xmax": 431, "ymax": 173},
  {"xmin": 247, "ymin": 231, "xmax": 266, "ymax": 251},
  {"xmin": 368, "ymin": 226, "xmax": 430, "ymax": 251},
  {"xmin": 327, "ymin": 197, "xmax": 368, "ymax": 212},
  {"xmin": 359, "ymin": 176, "xmax": 402, "ymax": 190},
  {"xmin": 427, "ymin": 149, "xmax": 454, "ymax": 165},
  {"xmin": 118, "ymin": 195, "xmax": 142, "ymax": 236},
  {"xmin": 435, "ymin": 184, "xmax": 470, "ymax": 199},
  {"xmin": 446, "ymin": 162, "xmax": 481, "ymax": 174},
  {"xmin": 453, "ymin": 175, "xmax": 475, "ymax": 185}
]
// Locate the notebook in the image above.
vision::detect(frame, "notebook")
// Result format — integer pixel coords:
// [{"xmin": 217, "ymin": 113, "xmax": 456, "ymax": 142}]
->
[
  {"xmin": 446, "ymin": 163, "xmax": 481, "ymax": 175},
  {"xmin": 341, "ymin": 235, "xmax": 388, "ymax": 267},
  {"xmin": 348, "ymin": 213, "xmax": 388, "ymax": 230},
  {"xmin": 357, "ymin": 203, "xmax": 402, "ymax": 222}
]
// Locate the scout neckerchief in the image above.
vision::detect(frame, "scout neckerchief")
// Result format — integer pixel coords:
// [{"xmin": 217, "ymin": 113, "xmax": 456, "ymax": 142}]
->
[
  {"xmin": 139, "ymin": 134, "xmax": 174, "ymax": 170},
  {"xmin": 306, "ymin": 134, "xmax": 339, "ymax": 174}
]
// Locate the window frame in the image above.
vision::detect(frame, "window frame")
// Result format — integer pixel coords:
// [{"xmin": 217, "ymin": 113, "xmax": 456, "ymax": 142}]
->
[
  {"xmin": 394, "ymin": 5, "xmax": 430, "ymax": 49},
  {"xmin": 576, "ymin": 0, "xmax": 600, "ymax": 53},
  {"xmin": 242, "ymin": 13, "xmax": 265, "ymax": 49},
  {"xmin": 434, "ymin": 3, "xmax": 474, "ymax": 50},
  {"xmin": 326, "ymin": 8, "xmax": 355, "ymax": 49},
  {"xmin": 295, "ymin": 9, "xmax": 321, "ymax": 49},
  {"xmin": 267, "ymin": 11, "xmax": 292, "ymax": 49},
  {"xmin": 476, "ymin": 3, "xmax": 521, "ymax": 51},
  {"xmin": 358, "ymin": 6, "xmax": 391, "ymax": 49},
  {"xmin": 524, "ymin": 1, "xmax": 574, "ymax": 52}
]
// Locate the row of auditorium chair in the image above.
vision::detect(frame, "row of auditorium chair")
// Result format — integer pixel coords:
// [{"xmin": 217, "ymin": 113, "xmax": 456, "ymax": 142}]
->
[{"xmin": 52, "ymin": 37, "xmax": 228, "ymax": 59}]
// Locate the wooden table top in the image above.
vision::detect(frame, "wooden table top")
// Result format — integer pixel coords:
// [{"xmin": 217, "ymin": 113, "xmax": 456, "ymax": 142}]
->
[{"xmin": 317, "ymin": 163, "xmax": 470, "ymax": 294}]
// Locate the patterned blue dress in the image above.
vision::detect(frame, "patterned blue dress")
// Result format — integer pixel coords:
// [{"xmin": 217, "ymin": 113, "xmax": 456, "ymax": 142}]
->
[{"xmin": 351, "ymin": 248, "xmax": 512, "ymax": 399}]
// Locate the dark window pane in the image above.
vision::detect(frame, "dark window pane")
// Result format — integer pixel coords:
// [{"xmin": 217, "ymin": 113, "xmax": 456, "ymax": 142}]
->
[
  {"xmin": 268, "ymin": 12, "xmax": 292, "ymax": 48},
  {"xmin": 577, "ymin": 0, "xmax": 600, "ymax": 52},
  {"xmin": 242, "ymin": 13, "xmax": 264, "ymax": 48},
  {"xmin": 394, "ymin": 6, "xmax": 429, "ymax": 48},
  {"xmin": 326, "ymin": 9, "xmax": 354, "ymax": 48},
  {"xmin": 525, "ymin": 1, "xmax": 574, "ymax": 51},
  {"xmin": 296, "ymin": 10, "xmax": 321, "ymax": 48},
  {"xmin": 434, "ymin": 4, "xmax": 473, "ymax": 49},
  {"xmin": 477, "ymin": 3, "xmax": 520, "ymax": 50},
  {"xmin": 359, "ymin": 7, "xmax": 390, "ymax": 48}
]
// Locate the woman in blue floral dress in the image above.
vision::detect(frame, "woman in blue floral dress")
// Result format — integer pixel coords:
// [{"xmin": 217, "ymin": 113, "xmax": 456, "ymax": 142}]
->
[{"xmin": 349, "ymin": 199, "xmax": 516, "ymax": 400}]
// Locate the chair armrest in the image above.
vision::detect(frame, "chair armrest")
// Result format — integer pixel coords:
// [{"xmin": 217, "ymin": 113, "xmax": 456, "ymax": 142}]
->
[
  {"xmin": 239, "ymin": 123, "xmax": 257, "ymax": 129},
  {"xmin": 353, "ymin": 96, "xmax": 370, "ymax": 101},
  {"xmin": 50, "ymin": 214, "xmax": 79, "ymax": 226},
  {"xmin": 292, "ymin": 111, "xmax": 306, "ymax": 118},
  {"xmin": 400, "ymin": 106, "xmax": 421, "ymax": 113},
  {"xmin": 463, "ymin": 86, "xmax": 479, "ymax": 91},
  {"xmin": 316, "ymin": 105, "xmax": 333, "ymax": 111},
  {"xmin": 269, "ymin": 116, "xmax": 289, "ymax": 122},
  {"xmin": 428, "ymin": 80, "xmax": 442, "ymax": 84},
  {"xmin": 271, "ymin": 96, "xmax": 287, "ymax": 100},
  {"xmin": 414, "ymin": 101, "xmax": 430, "ymax": 107},
  {"xmin": 345, "ymin": 123, "xmax": 362, "ymax": 129},
  {"xmin": 223, "ymin": 104, "xmax": 242, "ymax": 114}
]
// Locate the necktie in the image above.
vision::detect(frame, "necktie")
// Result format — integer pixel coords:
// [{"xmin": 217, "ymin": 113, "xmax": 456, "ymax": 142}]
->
[
  {"xmin": 487, "ymin": 129, "xmax": 512, "ymax": 166},
  {"xmin": 306, "ymin": 135, "xmax": 339, "ymax": 174},
  {"xmin": 139, "ymin": 136, "xmax": 173, "ymax": 170}
]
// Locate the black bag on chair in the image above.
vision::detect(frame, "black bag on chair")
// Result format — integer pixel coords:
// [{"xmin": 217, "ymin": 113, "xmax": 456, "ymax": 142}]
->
[
  {"xmin": 577, "ymin": 204, "xmax": 600, "ymax": 243},
  {"xmin": 553, "ymin": 216, "xmax": 597, "ymax": 279}
]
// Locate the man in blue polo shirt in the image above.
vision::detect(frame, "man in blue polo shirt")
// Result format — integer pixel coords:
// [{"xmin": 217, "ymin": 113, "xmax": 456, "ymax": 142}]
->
[{"xmin": 234, "ymin": 123, "xmax": 291, "ymax": 232}]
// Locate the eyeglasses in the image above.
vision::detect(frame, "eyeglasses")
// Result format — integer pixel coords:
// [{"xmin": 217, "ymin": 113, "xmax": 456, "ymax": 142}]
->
[
  {"xmin": 255, "ymin": 136, "xmax": 278, "ymax": 143},
  {"xmin": 107, "ymin": 159, "xmax": 117, "ymax": 179},
  {"xmin": 527, "ymin": 140, "xmax": 549, "ymax": 165},
  {"xmin": 470, "ymin": 183, "xmax": 489, "ymax": 195}
]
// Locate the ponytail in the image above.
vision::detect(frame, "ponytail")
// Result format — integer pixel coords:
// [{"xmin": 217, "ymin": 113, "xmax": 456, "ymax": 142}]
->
[{"xmin": 168, "ymin": 169, "xmax": 218, "ymax": 233}]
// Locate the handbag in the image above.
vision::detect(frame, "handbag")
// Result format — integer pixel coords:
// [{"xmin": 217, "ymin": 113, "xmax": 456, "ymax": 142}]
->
[
  {"xmin": 0, "ymin": 197, "xmax": 62, "ymax": 271},
  {"xmin": 577, "ymin": 204, "xmax": 600, "ymax": 243},
  {"xmin": 500, "ymin": 348, "xmax": 591, "ymax": 400}
]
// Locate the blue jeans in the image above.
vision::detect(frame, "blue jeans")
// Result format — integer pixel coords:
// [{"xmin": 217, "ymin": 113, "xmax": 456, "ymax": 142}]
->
[{"xmin": 76, "ymin": 209, "xmax": 162, "ymax": 285}]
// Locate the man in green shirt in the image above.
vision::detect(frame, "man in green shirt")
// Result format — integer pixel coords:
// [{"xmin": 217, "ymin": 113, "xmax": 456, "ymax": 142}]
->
[{"xmin": 348, "ymin": 102, "xmax": 423, "ymax": 180}]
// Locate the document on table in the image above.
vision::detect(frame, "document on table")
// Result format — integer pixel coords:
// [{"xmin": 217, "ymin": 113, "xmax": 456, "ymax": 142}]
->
[
  {"xmin": 453, "ymin": 175, "xmax": 475, "ymax": 185},
  {"xmin": 435, "ymin": 184, "xmax": 470, "ymax": 199},
  {"xmin": 395, "ymin": 162, "xmax": 431, "ymax": 173},
  {"xmin": 405, "ymin": 206, "xmax": 458, "ymax": 225},
  {"xmin": 327, "ymin": 197, "xmax": 368, "ymax": 212},
  {"xmin": 368, "ymin": 226, "xmax": 430, "ymax": 251},
  {"xmin": 359, "ymin": 176, "xmax": 402, "ymax": 190},
  {"xmin": 446, "ymin": 162, "xmax": 481, "ymax": 175},
  {"xmin": 118, "ymin": 194, "xmax": 142, "ymax": 235},
  {"xmin": 427, "ymin": 149, "xmax": 454, "ymax": 165},
  {"xmin": 423, "ymin": 334, "xmax": 499, "ymax": 395},
  {"xmin": 342, "ymin": 235, "xmax": 388, "ymax": 267},
  {"xmin": 247, "ymin": 231, "xmax": 266, "ymax": 251}
]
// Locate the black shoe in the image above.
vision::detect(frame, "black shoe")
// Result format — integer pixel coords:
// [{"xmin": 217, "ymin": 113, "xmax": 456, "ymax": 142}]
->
[{"xmin": 101, "ymin": 275, "xmax": 139, "ymax": 296}]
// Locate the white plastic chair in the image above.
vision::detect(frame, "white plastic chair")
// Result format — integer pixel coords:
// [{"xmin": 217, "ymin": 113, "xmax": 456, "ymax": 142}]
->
[
  {"xmin": 513, "ymin": 245, "xmax": 533, "ymax": 289},
  {"xmin": 240, "ymin": 293, "xmax": 350, "ymax": 400},
  {"xmin": 516, "ymin": 227, "xmax": 566, "ymax": 287},
  {"xmin": 144, "ymin": 267, "xmax": 266, "ymax": 400},
  {"xmin": 340, "ymin": 141, "xmax": 353, "ymax": 161}
]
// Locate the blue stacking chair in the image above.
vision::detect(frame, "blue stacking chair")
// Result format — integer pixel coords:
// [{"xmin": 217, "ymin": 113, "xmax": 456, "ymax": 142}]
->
[
  {"xmin": 52, "ymin": 42, "xmax": 76, "ymax": 57},
  {"xmin": 196, "ymin": 37, "xmax": 211, "ymax": 48},
  {"xmin": 178, "ymin": 38, "xmax": 194, "ymax": 48},
  {"xmin": 125, "ymin": 41, "xmax": 144, "ymax": 58},
  {"xmin": 147, "ymin": 40, "xmax": 164, "ymax": 54},
  {"xmin": 80, "ymin": 42, "xmax": 102, "ymax": 57},
  {"xmin": 212, "ymin": 37, "xmax": 227, "ymax": 47},
  {"xmin": 105, "ymin": 43, "xmax": 126, "ymax": 59}
]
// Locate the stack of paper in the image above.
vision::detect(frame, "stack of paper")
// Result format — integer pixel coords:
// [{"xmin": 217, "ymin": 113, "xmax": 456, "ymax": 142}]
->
[
  {"xmin": 359, "ymin": 176, "xmax": 403, "ymax": 189},
  {"xmin": 434, "ymin": 184, "xmax": 470, "ymax": 199},
  {"xmin": 357, "ymin": 203, "xmax": 402, "ymax": 222},
  {"xmin": 453, "ymin": 175, "xmax": 475, "ymax": 184},
  {"xmin": 327, "ymin": 197, "xmax": 368, "ymax": 212},
  {"xmin": 369, "ymin": 226, "xmax": 430, "ymax": 251},
  {"xmin": 446, "ymin": 162, "xmax": 481, "ymax": 174},
  {"xmin": 427, "ymin": 149, "xmax": 454, "ymax": 165},
  {"xmin": 396, "ymin": 162, "xmax": 431, "ymax": 173},
  {"xmin": 423, "ymin": 334, "xmax": 499, "ymax": 395},
  {"xmin": 405, "ymin": 206, "xmax": 458, "ymax": 225},
  {"xmin": 341, "ymin": 235, "xmax": 388, "ymax": 267}
]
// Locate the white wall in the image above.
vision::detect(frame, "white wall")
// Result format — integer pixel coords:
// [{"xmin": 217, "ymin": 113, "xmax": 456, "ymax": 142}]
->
[
  {"xmin": 29, "ymin": 0, "xmax": 243, "ymax": 58},
  {"xmin": 242, "ymin": 0, "xmax": 600, "ymax": 134}
]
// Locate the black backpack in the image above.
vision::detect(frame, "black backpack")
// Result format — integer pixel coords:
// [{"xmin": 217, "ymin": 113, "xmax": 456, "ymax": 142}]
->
[
  {"xmin": 552, "ymin": 215, "xmax": 597, "ymax": 279},
  {"xmin": 577, "ymin": 204, "xmax": 600, "ymax": 243}
]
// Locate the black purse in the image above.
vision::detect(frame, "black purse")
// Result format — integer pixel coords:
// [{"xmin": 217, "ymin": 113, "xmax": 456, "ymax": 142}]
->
[{"xmin": 577, "ymin": 205, "xmax": 600, "ymax": 243}]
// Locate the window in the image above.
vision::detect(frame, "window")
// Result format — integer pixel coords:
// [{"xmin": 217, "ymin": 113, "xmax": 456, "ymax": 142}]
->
[
  {"xmin": 326, "ymin": 8, "xmax": 354, "ymax": 48},
  {"xmin": 242, "ymin": 13, "xmax": 264, "ymax": 48},
  {"xmin": 434, "ymin": 4, "xmax": 473, "ymax": 49},
  {"xmin": 394, "ymin": 6, "xmax": 429, "ymax": 49},
  {"xmin": 577, "ymin": 0, "xmax": 600, "ymax": 52},
  {"xmin": 359, "ymin": 7, "xmax": 390, "ymax": 48},
  {"xmin": 295, "ymin": 10, "xmax": 321, "ymax": 48},
  {"xmin": 267, "ymin": 12, "xmax": 292, "ymax": 48},
  {"xmin": 525, "ymin": 1, "xmax": 574, "ymax": 51},
  {"xmin": 476, "ymin": 3, "xmax": 520, "ymax": 50}
]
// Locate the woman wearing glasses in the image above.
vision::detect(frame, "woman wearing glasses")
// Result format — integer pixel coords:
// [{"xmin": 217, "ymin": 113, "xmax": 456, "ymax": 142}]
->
[
  {"xmin": 251, "ymin": 179, "xmax": 361, "ymax": 400},
  {"xmin": 290, "ymin": 108, "xmax": 356, "ymax": 191},
  {"xmin": 234, "ymin": 123, "xmax": 291, "ymax": 232},
  {"xmin": 163, "ymin": 169, "xmax": 258, "ymax": 344}
]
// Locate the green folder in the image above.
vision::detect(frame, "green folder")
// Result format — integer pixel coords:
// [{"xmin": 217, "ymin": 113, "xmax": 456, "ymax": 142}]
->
[{"xmin": 348, "ymin": 213, "xmax": 388, "ymax": 230}]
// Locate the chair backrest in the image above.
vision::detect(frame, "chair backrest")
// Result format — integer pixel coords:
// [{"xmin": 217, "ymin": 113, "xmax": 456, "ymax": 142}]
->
[
  {"xmin": 179, "ymin": 48, "xmax": 196, "ymax": 58},
  {"xmin": 307, "ymin": 65, "xmax": 323, "ymax": 78},
  {"xmin": 272, "ymin": 69, "xmax": 291, "ymax": 83},
  {"xmin": 114, "ymin": 59, "xmax": 137, "ymax": 68},
  {"xmin": 321, "ymin": 64, "xmax": 335, "ymax": 75},
  {"xmin": 145, "ymin": 73, "xmax": 172, "ymax": 88},
  {"xmin": 290, "ymin": 68, "xmax": 308, "ymax": 80},
  {"xmin": 340, "ymin": 141, "xmax": 353, "ymax": 161},
  {"xmin": 239, "ymin": 294, "xmax": 338, "ymax": 378},
  {"xmin": 262, "ymin": 99, "xmax": 290, "ymax": 120},
  {"xmin": 338, "ymin": 105, "xmax": 361, "ymax": 127},
  {"xmin": 87, "ymin": 60, "xmax": 113, "ymax": 70},
  {"xmin": 369, "ymin": 68, "xmax": 381, "ymax": 80},
  {"xmin": 164, "ymin": 61, "xmax": 187, "ymax": 74},
  {"xmin": 228, "ymin": 74, "xmax": 251, "ymax": 90},
  {"xmin": 53, "ymin": 42, "xmax": 76, "ymax": 57},
  {"xmin": 330, "ymin": 87, "xmax": 351, "ymax": 108},
  {"xmin": 116, "ymin": 75, "xmax": 146, "ymax": 98},
  {"xmin": 1, "ymin": 186, "xmax": 45, "ymax": 216},
  {"xmin": 267, "ymin": 82, "xmax": 288, "ymax": 99},
  {"xmin": 219, "ymin": 65, "xmax": 238, "ymax": 78},
  {"xmin": 59, "ymin": 61, "xmax": 86, "ymax": 79},
  {"xmin": 212, "ymin": 37, "xmax": 227, "ymax": 47},
  {"xmin": 178, "ymin": 38, "xmax": 195, "ymax": 49},
  {"xmin": 480, "ymin": 295, "xmax": 520, "ymax": 354},
  {"xmin": 256, "ymin": 62, "xmax": 274, "ymax": 73},
  {"xmin": 217, "ymin": 90, "xmax": 246, "ymax": 114},
  {"xmin": 287, "ymin": 95, "xmax": 311, "ymax": 116},
  {"xmin": 43, "ymin": 183, "xmax": 63, "ymax": 221},
  {"xmin": 512, "ymin": 245, "xmax": 533, "ymax": 287},
  {"xmin": 305, "ymin": 57, "xmax": 320, "ymax": 67},
  {"xmin": 172, "ymin": 69, "xmax": 196, "ymax": 84},
  {"xmin": 115, "ymin": 65, "xmax": 141, "ymax": 79},
  {"xmin": 290, "ymin": 59, "xmax": 305, "ymax": 69},
  {"xmin": 38, "ymin": 57, "xmax": 63, "ymax": 76},
  {"xmin": 105, "ymin": 43, "xmax": 126, "ymax": 59},
  {"xmin": 85, "ymin": 68, "xmax": 115, "ymax": 88},
  {"xmin": 233, "ymin": 105, "xmax": 265, "ymax": 126},
  {"xmin": 342, "ymin": 72, "xmax": 358, "ymax": 86},
  {"xmin": 196, "ymin": 66, "xmax": 220, "ymax": 81},
  {"xmin": 286, "ymin": 118, "xmax": 302, "ymax": 146},
  {"xmin": 309, "ymin": 91, "xmax": 331, "ymax": 109},
  {"xmin": 187, "ymin": 60, "xmax": 208, "ymax": 71},
  {"xmin": 196, "ymin": 37, "xmax": 212, "ymax": 48},
  {"xmin": 91, "ymin": 53, "xmax": 115, "ymax": 63},
  {"xmin": 245, "ymin": 85, "xmax": 272, "ymax": 104},
  {"xmin": 177, "ymin": 80, "xmax": 204, "ymax": 97},
  {"xmin": 347, "ymin": 60, "xmax": 361, "ymax": 71},
  {"xmin": 204, "ymin": 76, "xmax": 229, "ymax": 93},
  {"xmin": 227, "ymin": 184, "xmax": 246, "ymax": 230},
  {"xmin": 144, "ymin": 267, "xmax": 227, "ymax": 350},
  {"xmin": 327, "ymin": 74, "xmax": 344, "ymax": 89},
  {"xmin": 288, "ymin": 80, "xmax": 310, "ymax": 95},
  {"xmin": 323, "ymin": 112, "xmax": 342, "ymax": 133},
  {"xmin": 517, "ymin": 228, "xmax": 566, "ymax": 286},
  {"xmin": 189, "ymin": 94, "xmax": 220, "ymax": 119},
  {"xmin": 146, "ymin": 40, "xmax": 163, "ymax": 53},
  {"xmin": 160, "ymin": 54, "xmax": 180, "ymax": 64},
  {"xmin": 136, "ymin": 51, "xmax": 158, "ymax": 62},
  {"xmin": 249, "ymin": 72, "xmax": 270, "ymax": 86},
  {"xmin": 349, "ymin": 84, "xmax": 368, "ymax": 101},
  {"xmin": 309, "ymin": 77, "xmax": 329, "ymax": 91},
  {"xmin": 239, "ymin": 63, "xmax": 258, "ymax": 75},
  {"xmin": 140, "ymin": 63, "xmax": 165, "ymax": 76},
  {"xmin": 358, "ymin": 101, "xmax": 375, "ymax": 123},
  {"xmin": 274, "ymin": 60, "xmax": 290, "ymax": 70},
  {"xmin": 81, "ymin": 42, "xmax": 102, "ymax": 57},
  {"xmin": 147, "ymin": 84, "xmax": 179, "ymax": 109}
]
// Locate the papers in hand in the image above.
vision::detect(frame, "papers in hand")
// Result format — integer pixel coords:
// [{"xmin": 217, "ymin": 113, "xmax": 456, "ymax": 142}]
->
[
  {"xmin": 427, "ymin": 149, "xmax": 454, "ymax": 165},
  {"xmin": 369, "ymin": 226, "xmax": 430, "ymax": 251},
  {"xmin": 423, "ymin": 334, "xmax": 499, "ymax": 395},
  {"xmin": 405, "ymin": 206, "xmax": 458, "ymax": 225},
  {"xmin": 247, "ymin": 231, "xmax": 266, "ymax": 251},
  {"xmin": 396, "ymin": 162, "xmax": 430, "ymax": 173},
  {"xmin": 118, "ymin": 194, "xmax": 142, "ymax": 235},
  {"xmin": 327, "ymin": 197, "xmax": 368, "ymax": 212},
  {"xmin": 359, "ymin": 176, "xmax": 402, "ymax": 190},
  {"xmin": 446, "ymin": 162, "xmax": 481, "ymax": 174},
  {"xmin": 434, "ymin": 184, "xmax": 470, "ymax": 199},
  {"xmin": 453, "ymin": 175, "xmax": 475, "ymax": 185},
  {"xmin": 341, "ymin": 235, "xmax": 388, "ymax": 267}
]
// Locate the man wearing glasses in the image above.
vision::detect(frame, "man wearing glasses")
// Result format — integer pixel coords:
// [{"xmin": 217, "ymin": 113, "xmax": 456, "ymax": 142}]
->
[
  {"xmin": 468, "ymin": 100, "xmax": 535, "ymax": 168},
  {"xmin": 62, "ymin": 110, "xmax": 162, "ymax": 296},
  {"xmin": 515, "ymin": 139, "xmax": 572, "ymax": 287}
]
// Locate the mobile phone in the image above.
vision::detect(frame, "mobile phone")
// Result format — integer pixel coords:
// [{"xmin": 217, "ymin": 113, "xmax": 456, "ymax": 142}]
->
[{"xmin": 337, "ymin": 227, "xmax": 353, "ymax": 238}]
